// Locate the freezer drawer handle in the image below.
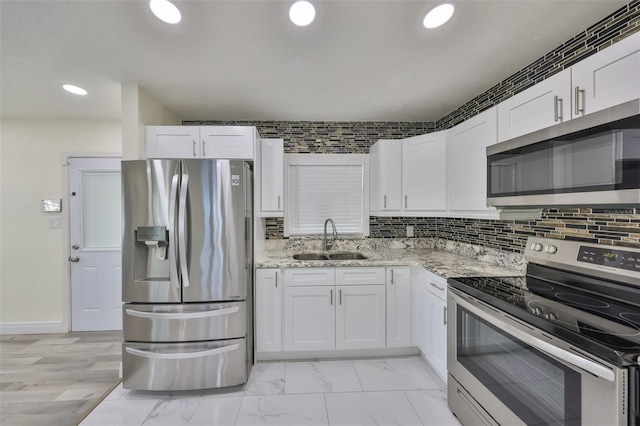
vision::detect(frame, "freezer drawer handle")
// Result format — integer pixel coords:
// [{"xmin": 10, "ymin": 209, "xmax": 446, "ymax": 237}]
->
[
  {"xmin": 125, "ymin": 306, "xmax": 240, "ymax": 320},
  {"xmin": 125, "ymin": 343, "xmax": 240, "ymax": 360}
]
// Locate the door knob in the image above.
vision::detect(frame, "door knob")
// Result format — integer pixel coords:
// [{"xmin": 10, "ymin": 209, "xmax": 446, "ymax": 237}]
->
[{"xmin": 69, "ymin": 256, "xmax": 80, "ymax": 263}]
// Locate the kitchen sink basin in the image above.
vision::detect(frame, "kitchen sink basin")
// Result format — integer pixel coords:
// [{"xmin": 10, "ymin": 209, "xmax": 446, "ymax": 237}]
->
[
  {"xmin": 293, "ymin": 253, "xmax": 330, "ymax": 260},
  {"xmin": 327, "ymin": 252, "xmax": 368, "ymax": 260},
  {"xmin": 292, "ymin": 252, "xmax": 368, "ymax": 261}
]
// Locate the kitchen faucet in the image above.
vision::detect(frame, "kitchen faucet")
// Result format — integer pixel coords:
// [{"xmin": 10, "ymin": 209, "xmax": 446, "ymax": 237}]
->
[{"xmin": 323, "ymin": 218, "xmax": 337, "ymax": 252}]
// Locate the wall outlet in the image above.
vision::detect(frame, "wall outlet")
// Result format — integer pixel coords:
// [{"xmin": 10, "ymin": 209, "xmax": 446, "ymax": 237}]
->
[{"xmin": 406, "ymin": 225, "xmax": 414, "ymax": 238}]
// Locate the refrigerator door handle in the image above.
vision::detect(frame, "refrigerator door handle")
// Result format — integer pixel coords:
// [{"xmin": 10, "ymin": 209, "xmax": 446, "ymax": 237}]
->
[
  {"xmin": 178, "ymin": 172, "xmax": 190, "ymax": 288},
  {"xmin": 169, "ymin": 174, "xmax": 180, "ymax": 288},
  {"xmin": 125, "ymin": 306, "xmax": 240, "ymax": 320},
  {"xmin": 125, "ymin": 343, "xmax": 240, "ymax": 360}
]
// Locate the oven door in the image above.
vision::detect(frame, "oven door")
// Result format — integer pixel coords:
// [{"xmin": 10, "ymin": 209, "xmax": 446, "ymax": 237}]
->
[{"xmin": 447, "ymin": 288, "xmax": 627, "ymax": 426}]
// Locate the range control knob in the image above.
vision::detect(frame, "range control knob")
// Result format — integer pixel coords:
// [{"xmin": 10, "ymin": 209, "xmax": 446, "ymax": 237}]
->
[
  {"xmin": 531, "ymin": 243, "xmax": 544, "ymax": 252},
  {"xmin": 545, "ymin": 312, "xmax": 557, "ymax": 320},
  {"xmin": 544, "ymin": 245, "xmax": 558, "ymax": 254}
]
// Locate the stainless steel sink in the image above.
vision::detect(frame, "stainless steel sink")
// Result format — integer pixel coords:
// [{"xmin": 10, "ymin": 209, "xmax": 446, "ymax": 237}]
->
[
  {"xmin": 293, "ymin": 253, "xmax": 330, "ymax": 260},
  {"xmin": 292, "ymin": 252, "xmax": 367, "ymax": 261},
  {"xmin": 327, "ymin": 252, "xmax": 368, "ymax": 260}
]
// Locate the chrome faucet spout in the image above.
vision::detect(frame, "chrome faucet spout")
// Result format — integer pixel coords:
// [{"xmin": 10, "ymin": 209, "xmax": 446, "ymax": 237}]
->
[{"xmin": 323, "ymin": 218, "xmax": 337, "ymax": 252}]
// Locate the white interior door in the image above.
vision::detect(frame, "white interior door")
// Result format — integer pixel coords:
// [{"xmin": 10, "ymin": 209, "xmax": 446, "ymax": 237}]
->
[{"xmin": 69, "ymin": 157, "xmax": 122, "ymax": 331}]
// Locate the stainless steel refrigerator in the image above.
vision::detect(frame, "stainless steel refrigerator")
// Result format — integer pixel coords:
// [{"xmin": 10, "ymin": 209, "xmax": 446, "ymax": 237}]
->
[{"xmin": 121, "ymin": 159, "xmax": 253, "ymax": 391}]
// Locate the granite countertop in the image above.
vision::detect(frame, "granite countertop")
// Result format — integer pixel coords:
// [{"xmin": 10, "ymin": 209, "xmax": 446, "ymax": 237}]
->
[{"xmin": 256, "ymin": 238, "xmax": 526, "ymax": 279}]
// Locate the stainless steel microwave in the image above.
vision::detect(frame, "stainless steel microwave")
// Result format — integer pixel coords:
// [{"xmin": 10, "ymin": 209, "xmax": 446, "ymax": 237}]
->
[{"xmin": 487, "ymin": 100, "xmax": 640, "ymax": 208}]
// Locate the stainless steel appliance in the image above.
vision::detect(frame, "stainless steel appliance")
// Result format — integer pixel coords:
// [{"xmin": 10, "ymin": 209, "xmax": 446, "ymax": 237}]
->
[
  {"xmin": 486, "ymin": 100, "xmax": 640, "ymax": 208},
  {"xmin": 121, "ymin": 159, "xmax": 253, "ymax": 391},
  {"xmin": 447, "ymin": 237, "xmax": 640, "ymax": 426}
]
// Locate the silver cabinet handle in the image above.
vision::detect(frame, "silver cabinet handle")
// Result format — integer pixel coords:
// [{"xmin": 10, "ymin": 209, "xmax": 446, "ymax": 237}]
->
[
  {"xmin": 275, "ymin": 271, "xmax": 278, "ymax": 288},
  {"xmin": 383, "ymin": 195, "xmax": 387, "ymax": 208},
  {"xmin": 390, "ymin": 269, "xmax": 394, "ymax": 285},
  {"xmin": 339, "ymin": 289, "xmax": 342, "ymax": 305},
  {"xmin": 202, "ymin": 140, "xmax": 206, "ymax": 157},
  {"xmin": 277, "ymin": 195, "xmax": 281, "ymax": 209},
  {"xmin": 125, "ymin": 307, "xmax": 239, "ymax": 319},
  {"xmin": 430, "ymin": 281, "xmax": 445, "ymax": 291},
  {"xmin": 125, "ymin": 343, "xmax": 239, "ymax": 360},
  {"xmin": 553, "ymin": 95, "xmax": 563, "ymax": 122},
  {"xmin": 330, "ymin": 289, "xmax": 333, "ymax": 306},
  {"xmin": 574, "ymin": 86, "xmax": 585, "ymax": 115},
  {"xmin": 192, "ymin": 140, "xmax": 197, "ymax": 157},
  {"xmin": 405, "ymin": 195, "xmax": 408, "ymax": 209},
  {"xmin": 443, "ymin": 306, "xmax": 447, "ymax": 325},
  {"xmin": 69, "ymin": 256, "xmax": 80, "ymax": 263}
]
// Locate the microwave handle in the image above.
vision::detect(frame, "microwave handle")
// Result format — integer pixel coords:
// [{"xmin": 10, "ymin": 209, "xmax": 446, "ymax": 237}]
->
[{"xmin": 451, "ymin": 291, "xmax": 616, "ymax": 382}]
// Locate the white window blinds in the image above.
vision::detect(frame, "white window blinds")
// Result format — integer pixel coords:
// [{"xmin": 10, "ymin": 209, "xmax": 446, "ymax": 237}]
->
[{"xmin": 286, "ymin": 155, "xmax": 369, "ymax": 236}]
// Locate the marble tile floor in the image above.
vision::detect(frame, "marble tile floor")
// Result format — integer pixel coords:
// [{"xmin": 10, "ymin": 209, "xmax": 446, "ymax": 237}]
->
[
  {"xmin": 0, "ymin": 331, "xmax": 123, "ymax": 426},
  {"xmin": 81, "ymin": 356, "xmax": 461, "ymax": 426}
]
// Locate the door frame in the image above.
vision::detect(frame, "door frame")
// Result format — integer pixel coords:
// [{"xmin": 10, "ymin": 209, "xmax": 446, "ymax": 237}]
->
[{"xmin": 61, "ymin": 152, "xmax": 121, "ymax": 332}]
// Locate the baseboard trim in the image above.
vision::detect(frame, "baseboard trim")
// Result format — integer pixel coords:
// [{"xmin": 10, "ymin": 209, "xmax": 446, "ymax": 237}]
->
[{"xmin": 0, "ymin": 321, "xmax": 65, "ymax": 335}]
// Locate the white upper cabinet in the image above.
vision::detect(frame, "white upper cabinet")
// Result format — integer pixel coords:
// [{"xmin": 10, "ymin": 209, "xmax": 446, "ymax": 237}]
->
[
  {"xmin": 200, "ymin": 126, "xmax": 255, "ymax": 159},
  {"xmin": 369, "ymin": 131, "xmax": 446, "ymax": 216},
  {"xmin": 572, "ymin": 32, "xmax": 640, "ymax": 119},
  {"xmin": 260, "ymin": 138, "xmax": 284, "ymax": 216},
  {"xmin": 146, "ymin": 125, "xmax": 256, "ymax": 159},
  {"xmin": 447, "ymin": 107, "xmax": 498, "ymax": 214},
  {"xmin": 369, "ymin": 139, "xmax": 402, "ymax": 212},
  {"xmin": 402, "ymin": 133, "xmax": 447, "ymax": 211},
  {"xmin": 146, "ymin": 126, "xmax": 201, "ymax": 158},
  {"xmin": 497, "ymin": 69, "xmax": 572, "ymax": 142}
]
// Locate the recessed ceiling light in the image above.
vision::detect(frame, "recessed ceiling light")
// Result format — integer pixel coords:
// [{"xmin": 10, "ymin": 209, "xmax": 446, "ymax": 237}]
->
[
  {"xmin": 62, "ymin": 84, "xmax": 88, "ymax": 96},
  {"xmin": 423, "ymin": 3, "xmax": 455, "ymax": 29},
  {"xmin": 289, "ymin": 1, "xmax": 315, "ymax": 26},
  {"xmin": 149, "ymin": 0, "xmax": 182, "ymax": 24}
]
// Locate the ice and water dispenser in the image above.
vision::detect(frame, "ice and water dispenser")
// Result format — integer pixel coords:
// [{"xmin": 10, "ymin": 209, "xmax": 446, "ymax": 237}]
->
[{"xmin": 135, "ymin": 225, "xmax": 170, "ymax": 280}]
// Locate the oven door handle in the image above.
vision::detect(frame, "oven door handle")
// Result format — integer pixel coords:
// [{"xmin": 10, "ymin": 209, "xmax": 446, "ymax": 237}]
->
[{"xmin": 452, "ymin": 291, "xmax": 616, "ymax": 382}]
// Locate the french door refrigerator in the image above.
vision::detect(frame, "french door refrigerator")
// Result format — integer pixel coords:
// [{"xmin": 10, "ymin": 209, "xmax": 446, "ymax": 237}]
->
[{"xmin": 121, "ymin": 159, "xmax": 253, "ymax": 391}]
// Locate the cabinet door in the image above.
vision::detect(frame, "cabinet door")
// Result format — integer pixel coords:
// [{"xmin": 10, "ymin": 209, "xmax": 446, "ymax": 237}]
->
[
  {"xmin": 146, "ymin": 126, "xmax": 200, "ymax": 158},
  {"xmin": 200, "ymin": 126, "xmax": 254, "ymax": 159},
  {"xmin": 255, "ymin": 269, "xmax": 282, "ymax": 352},
  {"xmin": 261, "ymin": 139, "xmax": 284, "ymax": 215},
  {"xmin": 447, "ymin": 107, "xmax": 497, "ymax": 212},
  {"xmin": 497, "ymin": 69, "xmax": 571, "ymax": 142},
  {"xmin": 572, "ymin": 32, "xmax": 640, "ymax": 119},
  {"xmin": 386, "ymin": 267, "xmax": 411, "ymax": 348},
  {"xmin": 369, "ymin": 140, "xmax": 403, "ymax": 213},
  {"xmin": 429, "ymin": 294, "xmax": 447, "ymax": 382},
  {"xmin": 283, "ymin": 286, "xmax": 335, "ymax": 351},
  {"xmin": 335, "ymin": 285, "xmax": 386, "ymax": 350},
  {"xmin": 402, "ymin": 132, "xmax": 447, "ymax": 211}
]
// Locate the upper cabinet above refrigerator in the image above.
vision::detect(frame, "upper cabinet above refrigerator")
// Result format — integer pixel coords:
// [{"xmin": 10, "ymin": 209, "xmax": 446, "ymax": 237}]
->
[{"xmin": 146, "ymin": 125, "xmax": 258, "ymax": 160}]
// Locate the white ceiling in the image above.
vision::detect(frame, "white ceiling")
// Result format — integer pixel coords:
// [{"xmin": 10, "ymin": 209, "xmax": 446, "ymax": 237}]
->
[{"xmin": 0, "ymin": 0, "xmax": 629, "ymax": 122}]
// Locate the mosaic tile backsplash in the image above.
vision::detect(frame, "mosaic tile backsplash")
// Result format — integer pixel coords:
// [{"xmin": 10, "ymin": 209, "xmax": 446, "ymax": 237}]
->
[{"xmin": 187, "ymin": 1, "xmax": 640, "ymax": 253}]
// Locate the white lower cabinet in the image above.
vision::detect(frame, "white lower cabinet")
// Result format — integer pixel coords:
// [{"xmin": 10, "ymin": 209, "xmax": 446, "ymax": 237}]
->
[
  {"xmin": 284, "ymin": 285, "xmax": 335, "ymax": 351},
  {"xmin": 255, "ymin": 269, "xmax": 282, "ymax": 352},
  {"xmin": 282, "ymin": 267, "xmax": 386, "ymax": 352},
  {"xmin": 386, "ymin": 266, "xmax": 411, "ymax": 347},
  {"xmin": 336, "ymin": 285, "xmax": 386, "ymax": 350},
  {"xmin": 423, "ymin": 271, "xmax": 448, "ymax": 382}
]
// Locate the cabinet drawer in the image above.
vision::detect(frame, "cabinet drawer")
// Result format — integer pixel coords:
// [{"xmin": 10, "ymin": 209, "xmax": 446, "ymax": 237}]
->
[
  {"xmin": 426, "ymin": 272, "xmax": 447, "ymax": 300},
  {"xmin": 123, "ymin": 302, "xmax": 246, "ymax": 342},
  {"xmin": 284, "ymin": 268, "xmax": 335, "ymax": 286},
  {"xmin": 122, "ymin": 338, "xmax": 247, "ymax": 391},
  {"xmin": 336, "ymin": 267, "xmax": 386, "ymax": 286}
]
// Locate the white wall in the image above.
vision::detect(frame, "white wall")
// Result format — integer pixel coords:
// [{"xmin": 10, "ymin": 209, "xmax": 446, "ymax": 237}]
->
[{"xmin": 0, "ymin": 118, "xmax": 122, "ymax": 332}]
